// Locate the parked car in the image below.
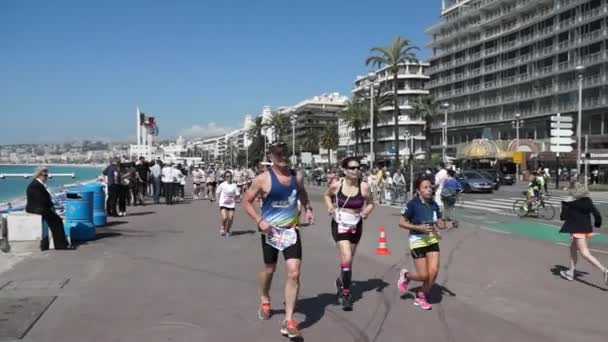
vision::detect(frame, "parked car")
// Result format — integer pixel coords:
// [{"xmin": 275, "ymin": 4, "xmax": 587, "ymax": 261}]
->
[
  {"xmin": 476, "ymin": 170, "xmax": 500, "ymax": 190},
  {"xmin": 457, "ymin": 171, "xmax": 494, "ymax": 193}
]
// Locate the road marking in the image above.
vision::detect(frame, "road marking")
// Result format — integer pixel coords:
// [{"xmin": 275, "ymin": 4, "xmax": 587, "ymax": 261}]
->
[
  {"xmin": 555, "ymin": 242, "xmax": 608, "ymax": 255},
  {"xmin": 479, "ymin": 226, "xmax": 511, "ymax": 234}
]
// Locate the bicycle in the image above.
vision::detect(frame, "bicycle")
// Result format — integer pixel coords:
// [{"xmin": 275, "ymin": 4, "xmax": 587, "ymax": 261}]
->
[{"xmin": 512, "ymin": 194, "xmax": 555, "ymax": 220}]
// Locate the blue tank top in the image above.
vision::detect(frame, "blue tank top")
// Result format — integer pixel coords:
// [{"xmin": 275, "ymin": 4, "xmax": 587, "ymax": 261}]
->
[{"xmin": 261, "ymin": 169, "xmax": 299, "ymax": 228}]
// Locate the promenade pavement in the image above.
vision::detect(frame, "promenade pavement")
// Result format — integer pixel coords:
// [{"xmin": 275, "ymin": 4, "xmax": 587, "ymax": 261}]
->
[{"xmin": 1, "ymin": 189, "xmax": 607, "ymax": 342}]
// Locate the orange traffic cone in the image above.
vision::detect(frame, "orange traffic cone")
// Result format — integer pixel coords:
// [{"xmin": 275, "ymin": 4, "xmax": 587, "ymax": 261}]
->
[{"xmin": 375, "ymin": 226, "xmax": 391, "ymax": 255}]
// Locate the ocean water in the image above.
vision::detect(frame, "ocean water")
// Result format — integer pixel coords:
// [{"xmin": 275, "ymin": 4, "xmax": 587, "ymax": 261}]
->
[{"xmin": 0, "ymin": 165, "xmax": 104, "ymax": 204}]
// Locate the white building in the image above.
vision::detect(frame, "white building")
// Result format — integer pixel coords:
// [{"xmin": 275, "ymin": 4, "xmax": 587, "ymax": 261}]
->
[{"xmin": 343, "ymin": 62, "xmax": 430, "ymax": 165}]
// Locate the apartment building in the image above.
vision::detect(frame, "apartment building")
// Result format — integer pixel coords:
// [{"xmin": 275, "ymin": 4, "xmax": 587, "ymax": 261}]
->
[{"xmin": 427, "ymin": 0, "xmax": 608, "ymax": 154}]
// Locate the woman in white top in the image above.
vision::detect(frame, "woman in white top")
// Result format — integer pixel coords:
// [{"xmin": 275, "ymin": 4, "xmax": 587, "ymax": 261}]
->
[{"xmin": 216, "ymin": 170, "xmax": 240, "ymax": 236}]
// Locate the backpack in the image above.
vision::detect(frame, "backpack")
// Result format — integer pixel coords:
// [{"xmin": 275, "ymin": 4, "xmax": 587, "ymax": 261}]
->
[{"xmin": 441, "ymin": 186, "xmax": 458, "ymax": 206}]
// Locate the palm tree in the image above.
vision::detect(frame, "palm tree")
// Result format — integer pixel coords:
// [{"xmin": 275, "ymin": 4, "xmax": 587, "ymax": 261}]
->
[
  {"xmin": 366, "ymin": 36, "xmax": 419, "ymax": 168},
  {"xmin": 268, "ymin": 112, "xmax": 290, "ymax": 142},
  {"xmin": 302, "ymin": 128, "xmax": 319, "ymax": 154},
  {"xmin": 340, "ymin": 100, "xmax": 368, "ymax": 157},
  {"xmin": 247, "ymin": 116, "xmax": 266, "ymax": 166},
  {"xmin": 412, "ymin": 95, "xmax": 440, "ymax": 160},
  {"xmin": 320, "ymin": 125, "xmax": 339, "ymax": 167}
]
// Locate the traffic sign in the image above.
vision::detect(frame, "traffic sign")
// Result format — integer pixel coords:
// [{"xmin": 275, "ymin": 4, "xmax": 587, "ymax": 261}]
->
[
  {"xmin": 550, "ymin": 122, "xmax": 573, "ymax": 129},
  {"xmin": 513, "ymin": 151, "xmax": 524, "ymax": 164},
  {"xmin": 550, "ymin": 129, "xmax": 573, "ymax": 136},
  {"xmin": 550, "ymin": 137, "xmax": 575, "ymax": 145},
  {"xmin": 550, "ymin": 145, "xmax": 573, "ymax": 153},
  {"xmin": 551, "ymin": 115, "xmax": 573, "ymax": 122}
]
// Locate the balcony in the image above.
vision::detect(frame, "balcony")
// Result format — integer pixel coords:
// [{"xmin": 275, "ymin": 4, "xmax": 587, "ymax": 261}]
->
[
  {"xmin": 582, "ymin": 52, "xmax": 602, "ymax": 65},
  {"xmin": 470, "ymin": 68, "xmax": 482, "ymax": 76},
  {"xmin": 558, "ymin": 40, "xmax": 572, "ymax": 50},
  {"xmin": 503, "ymin": 75, "xmax": 516, "ymax": 85}
]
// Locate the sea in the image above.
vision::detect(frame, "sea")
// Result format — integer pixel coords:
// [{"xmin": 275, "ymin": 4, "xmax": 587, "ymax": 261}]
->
[{"xmin": 0, "ymin": 165, "xmax": 104, "ymax": 206}]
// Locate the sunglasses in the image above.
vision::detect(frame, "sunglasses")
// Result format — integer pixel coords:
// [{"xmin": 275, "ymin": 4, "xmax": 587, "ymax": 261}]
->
[{"xmin": 346, "ymin": 166, "xmax": 361, "ymax": 170}]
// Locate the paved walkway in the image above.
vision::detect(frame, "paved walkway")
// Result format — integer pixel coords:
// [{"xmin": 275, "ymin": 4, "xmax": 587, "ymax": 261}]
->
[{"xmin": 1, "ymin": 190, "xmax": 607, "ymax": 341}]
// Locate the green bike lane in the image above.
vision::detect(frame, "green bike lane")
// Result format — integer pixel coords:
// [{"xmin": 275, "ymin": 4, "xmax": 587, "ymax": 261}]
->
[{"xmin": 455, "ymin": 209, "xmax": 608, "ymax": 245}]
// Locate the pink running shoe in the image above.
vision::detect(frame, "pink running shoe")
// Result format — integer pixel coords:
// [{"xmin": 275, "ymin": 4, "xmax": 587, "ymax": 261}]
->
[
  {"xmin": 413, "ymin": 293, "xmax": 432, "ymax": 310},
  {"xmin": 397, "ymin": 269, "xmax": 409, "ymax": 293}
]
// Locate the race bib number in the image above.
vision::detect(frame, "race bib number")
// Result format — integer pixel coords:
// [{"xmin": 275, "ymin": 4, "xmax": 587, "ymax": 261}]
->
[
  {"xmin": 223, "ymin": 196, "xmax": 235, "ymax": 205},
  {"xmin": 265, "ymin": 227, "xmax": 298, "ymax": 251},
  {"xmin": 335, "ymin": 211, "xmax": 361, "ymax": 234}
]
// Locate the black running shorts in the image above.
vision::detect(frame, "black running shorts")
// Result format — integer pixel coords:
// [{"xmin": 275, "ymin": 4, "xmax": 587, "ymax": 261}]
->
[
  {"xmin": 260, "ymin": 230, "xmax": 302, "ymax": 264},
  {"xmin": 410, "ymin": 243, "xmax": 440, "ymax": 259},
  {"xmin": 330, "ymin": 220, "xmax": 363, "ymax": 244}
]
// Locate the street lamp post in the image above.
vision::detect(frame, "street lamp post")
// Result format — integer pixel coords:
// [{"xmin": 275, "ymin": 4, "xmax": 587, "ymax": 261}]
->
[
  {"xmin": 512, "ymin": 113, "xmax": 523, "ymax": 183},
  {"xmin": 576, "ymin": 65, "xmax": 585, "ymax": 179},
  {"xmin": 290, "ymin": 114, "xmax": 298, "ymax": 166},
  {"xmin": 367, "ymin": 72, "xmax": 377, "ymax": 169},
  {"xmin": 441, "ymin": 103, "xmax": 450, "ymax": 164},
  {"xmin": 405, "ymin": 132, "xmax": 415, "ymax": 197}
]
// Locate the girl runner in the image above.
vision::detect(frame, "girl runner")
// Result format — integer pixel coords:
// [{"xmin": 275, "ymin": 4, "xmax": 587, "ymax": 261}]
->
[
  {"xmin": 324, "ymin": 157, "xmax": 374, "ymax": 310},
  {"xmin": 559, "ymin": 182, "xmax": 607, "ymax": 284},
  {"xmin": 216, "ymin": 171, "xmax": 240, "ymax": 236},
  {"xmin": 397, "ymin": 176, "xmax": 450, "ymax": 310}
]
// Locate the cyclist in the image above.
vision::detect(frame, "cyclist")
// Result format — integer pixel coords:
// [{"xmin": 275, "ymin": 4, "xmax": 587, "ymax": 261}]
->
[{"xmin": 526, "ymin": 172, "xmax": 542, "ymax": 209}]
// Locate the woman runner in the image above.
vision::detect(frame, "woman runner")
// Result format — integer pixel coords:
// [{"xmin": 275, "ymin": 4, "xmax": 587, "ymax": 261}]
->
[
  {"xmin": 397, "ymin": 176, "xmax": 450, "ymax": 310},
  {"xmin": 216, "ymin": 170, "xmax": 240, "ymax": 236},
  {"xmin": 558, "ymin": 182, "xmax": 608, "ymax": 284},
  {"xmin": 324, "ymin": 157, "xmax": 374, "ymax": 310}
]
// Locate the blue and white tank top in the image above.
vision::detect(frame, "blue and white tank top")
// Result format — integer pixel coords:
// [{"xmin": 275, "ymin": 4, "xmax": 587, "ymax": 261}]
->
[{"xmin": 261, "ymin": 169, "xmax": 299, "ymax": 228}]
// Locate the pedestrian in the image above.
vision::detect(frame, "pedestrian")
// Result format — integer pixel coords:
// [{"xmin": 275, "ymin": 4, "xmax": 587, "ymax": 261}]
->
[
  {"xmin": 241, "ymin": 142, "xmax": 313, "ymax": 339},
  {"xmin": 558, "ymin": 183, "xmax": 607, "ymax": 285},
  {"xmin": 216, "ymin": 170, "xmax": 240, "ymax": 236},
  {"xmin": 397, "ymin": 175, "xmax": 451, "ymax": 310},
  {"xmin": 323, "ymin": 157, "xmax": 374, "ymax": 310},
  {"xmin": 102, "ymin": 158, "xmax": 121, "ymax": 217},
  {"xmin": 135, "ymin": 156, "xmax": 149, "ymax": 205},
  {"xmin": 149, "ymin": 160, "xmax": 162, "ymax": 204},
  {"xmin": 25, "ymin": 167, "xmax": 72, "ymax": 250},
  {"xmin": 161, "ymin": 162, "xmax": 175, "ymax": 204}
]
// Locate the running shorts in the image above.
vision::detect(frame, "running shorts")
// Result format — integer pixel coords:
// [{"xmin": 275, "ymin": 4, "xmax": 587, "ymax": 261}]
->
[
  {"xmin": 219, "ymin": 206, "xmax": 235, "ymax": 211},
  {"xmin": 410, "ymin": 243, "xmax": 440, "ymax": 259},
  {"xmin": 260, "ymin": 230, "xmax": 302, "ymax": 264},
  {"xmin": 330, "ymin": 219, "xmax": 363, "ymax": 244}
]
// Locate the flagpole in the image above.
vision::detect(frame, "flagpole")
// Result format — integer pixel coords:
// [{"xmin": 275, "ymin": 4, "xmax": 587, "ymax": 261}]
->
[{"xmin": 136, "ymin": 106, "xmax": 141, "ymax": 148}]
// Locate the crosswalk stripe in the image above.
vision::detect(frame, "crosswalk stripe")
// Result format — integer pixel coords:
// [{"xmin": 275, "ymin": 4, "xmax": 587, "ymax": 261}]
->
[
  {"xmin": 459, "ymin": 203, "xmax": 505, "ymax": 213},
  {"xmin": 464, "ymin": 201, "xmax": 514, "ymax": 210}
]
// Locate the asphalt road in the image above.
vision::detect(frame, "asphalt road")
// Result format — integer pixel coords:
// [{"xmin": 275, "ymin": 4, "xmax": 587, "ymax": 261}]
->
[{"xmin": 1, "ymin": 187, "xmax": 607, "ymax": 342}]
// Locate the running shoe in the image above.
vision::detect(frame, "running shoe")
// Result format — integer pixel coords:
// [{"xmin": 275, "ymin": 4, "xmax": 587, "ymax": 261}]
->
[
  {"xmin": 280, "ymin": 319, "xmax": 301, "ymax": 338},
  {"xmin": 397, "ymin": 269, "xmax": 409, "ymax": 293},
  {"xmin": 335, "ymin": 278, "xmax": 343, "ymax": 298},
  {"xmin": 559, "ymin": 270, "xmax": 574, "ymax": 281},
  {"xmin": 413, "ymin": 293, "xmax": 432, "ymax": 310},
  {"xmin": 341, "ymin": 290, "xmax": 353, "ymax": 311},
  {"xmin": 257, "ymin": 301, "xmax": 272, "ymax": 320},
  {"xmin": 220, "ymin": 229, "xmax": 226, "ymax": 236}
]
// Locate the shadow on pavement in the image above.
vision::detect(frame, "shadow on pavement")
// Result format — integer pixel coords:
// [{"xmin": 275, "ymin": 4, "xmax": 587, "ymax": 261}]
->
[
  {"xmin": 104, "ymin": 221, "xmax": 128, "ymax": 227},
  {"xmin": 291, "ymin": 278, "xmax": 389, "ymax": 331},
  {"xmin": 230, "ymin": 230, "xmax": 256, "ymax": 236},
  {"xmin": 550, "ymin": 265, "xmax": 607, "ymax": 291},
  {"xmin": 401, "ymin": 284, "xmax": 457, "ymax": 304},
  {"xmin": 127, "ymin": 211, "xmax": 156, "ymax": 216}
]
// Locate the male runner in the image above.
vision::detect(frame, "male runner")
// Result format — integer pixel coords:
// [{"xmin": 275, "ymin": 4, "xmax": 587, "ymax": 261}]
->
[{"xmin": 242, "ymin": 142, "xmax": 313, "ymax": 339}]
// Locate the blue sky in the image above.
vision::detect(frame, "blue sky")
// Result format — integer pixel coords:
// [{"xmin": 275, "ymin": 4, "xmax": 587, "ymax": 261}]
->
[{"xmin": 0, "ymin": 0, "xmax": 441, "ymax": 144}]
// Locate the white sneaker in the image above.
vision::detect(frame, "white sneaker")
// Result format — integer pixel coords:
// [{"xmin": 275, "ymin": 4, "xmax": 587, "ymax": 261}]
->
[{"xmin": 559, "ymin": 270, "xmax": 574, "ymax": 281}]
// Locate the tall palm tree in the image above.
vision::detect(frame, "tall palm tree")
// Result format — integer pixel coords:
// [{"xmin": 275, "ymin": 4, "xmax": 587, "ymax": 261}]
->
[
  {"xmin": 412, "ymin": 95, "xmax": 440, "ymax": 160},
  {"xmin": 268, "ymin": 112, "xmax": 290, "ymax": 142},
  {"xmin": 320, "ymin": 125, "xmax": 339, "ymax": 167},
  {"xmin": 366, "ymin": 36, "xmax": 419, "ymax": 168},
  {"xmin": 302, "ymin": 128, "xmax": 319, "ymax": 154},
  {"xmin": 247, "ymin": 116, "xmax": 266, "ymax": 166},
  {"xmin": 340, "ymin": 100, "xmax": 368, "ymax": 157}
]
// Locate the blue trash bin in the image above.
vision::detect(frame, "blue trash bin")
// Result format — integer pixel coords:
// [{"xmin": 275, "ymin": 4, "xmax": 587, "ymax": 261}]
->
[
  {"xmin": 83, "ymin": 183, "xmax": 107, "ymax": 227},
  {"xmin": 64, "ymin": 190, "xmax": 96, "ymax": 241}
]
